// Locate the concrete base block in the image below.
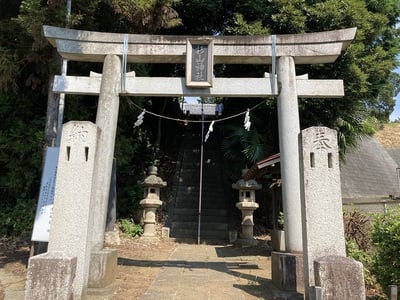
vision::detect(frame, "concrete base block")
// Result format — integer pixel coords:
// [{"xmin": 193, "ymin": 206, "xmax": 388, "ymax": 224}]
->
[
  {"xmin": 272, "ymin": 251, "xmax": 304, "ymax": 294},
  {"xmin": 25, "ymin": 252, "xmax": 77, "ymax": 300},
  {"xmin": 86, "ymin": 282, "xmax": 117, "ymax": 299},
  {"xmin": 388, "ymin": 285, "xmax": 398, "ymax": 300},
  {"xmin": 141, "ymin": 235, "xmax": 159, "ymax": 241},
  {"xmin": 270, "ymin": 229, "xmax": 285, "ymax": 252},
  {"xmin": 88, "ymin": 248, "xmax": 118, "ymax": 289},
  {"xmin": 104, "ymin": 230, "xmax": 121, "ymax": 246},
  {"xmin": 313, "ymin": 255, "xmax": 365, "ymax": 300},
  {"xmin": 234, "ymin": 238, "xmax": 259, "ymax": 247},
  {"xmin": 161, "ymin": 227, "xmax": 170, "ymax": 239},
  {"xmin": 229, "ymin": 230, "xmax": 237, "ymax": 243}
]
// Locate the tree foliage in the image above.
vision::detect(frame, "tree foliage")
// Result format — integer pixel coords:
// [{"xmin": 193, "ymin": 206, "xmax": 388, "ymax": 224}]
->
[
  {"xmin": 0, "ymin": 92, "xmax": 45, "ymax": 237},
  {"xmin": 221, "ymin": 124, "xmax": 267, "ymax": 177},
  {"xmin": 213, "ymin": 0, "xmax": 400, "ymax": 166},
  {"xmin": 344, "ymin": 209, "xmax": 400, "ymax": 299},
  {"xmin": 371, "ymin": 208, "xmax": 400, "ymax": 292},
  {"xmin": 0, "ymin": 0, "xmax": 399, "ymax": 235},
  {"xmin": 109, "ymin": 0, "xmax": 181, "ymax": 33},
  {"xmin": 0, "ymin": 0, "xmax": 183, "ymax": 236}
]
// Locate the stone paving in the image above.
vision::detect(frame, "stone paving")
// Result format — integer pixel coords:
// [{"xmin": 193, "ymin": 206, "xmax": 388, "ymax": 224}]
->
[
  {"xmin": 142, "ymin": 242, "xmax": 302, "ymax": 300},
  {"xmin": 0, "ymin": 268, "xmax": 25, "ymax": 300},
  {"xmin": 0, "ymin": 241, "xmax": 303, "ymax": 299}
]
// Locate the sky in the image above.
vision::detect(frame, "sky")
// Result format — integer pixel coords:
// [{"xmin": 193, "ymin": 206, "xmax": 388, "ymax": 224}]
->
[
  {"xmin": 389, "ymin": 66, "xmax": 400, "ymax": 121},
  {"xmin": 390, "ymin": 25, "xmax": 400, "ymax": 121},
  {"xmin": 391, "ymin": 94, "xmax": 400, "ymax": 121}
]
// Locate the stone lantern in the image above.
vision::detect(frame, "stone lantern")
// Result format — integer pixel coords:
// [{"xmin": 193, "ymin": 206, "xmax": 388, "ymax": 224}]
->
[
  {"xmin": 232, "ymin": 171, "xmax": 262, "ymax": 245},
  {"xmin": 138, "ymin": 166, "xmax": 167, "ymax": 238}
]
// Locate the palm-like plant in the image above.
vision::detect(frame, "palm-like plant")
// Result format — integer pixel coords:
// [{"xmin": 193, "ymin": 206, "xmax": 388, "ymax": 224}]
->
[{"xmin": 221, "ymin": 124, "xmax": 266, "ymax": 179}]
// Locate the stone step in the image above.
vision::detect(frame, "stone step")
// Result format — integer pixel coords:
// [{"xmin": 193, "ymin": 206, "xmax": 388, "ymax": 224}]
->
[
  {"xmin": 176, "ymin": 178, "xmax": 224, "ymax": 186},
  {"xmin": 174, "ymin": 201, "xmax": 227, "ymax": 210},
  {"xmin": 175, "ymin": 184, "xmax": 225, "ymax": 191},
  {"xmin": 171, "ymin": 227, "xmax": 228, "ymax": 240},
  {"xmin": 175, "ymin": 191, "xmax": 225, "ymax": 200},
  {"xmin": 180, "ymin": 151, "xmax": 222, "ymax": 161},
  {"xmin": 175, "ymin": 196, "xmax": 225, "ymax": 202},
  {"xmin": 178, "ymin": 165, "xmax": 223, "ymax": 172},
  {"xmin": 177, "ymin": 172, "xmax": 223, "ymax": 179},
  {"xmin": 176, "ymin": 184, "xmax": 219, "ymax": 191},
  {"xmin": 175, "ymin": 184, "xmax": 224, "ymax": 192},
  {"xmin": 174, "ymin": 193, "xmax": 226, "ymax": 200},
  {"xmin": 176, "ymin": 174, "xmax": 223, "ymax": 182},
  {"xmin": 174, "ymin": 189, "xmax": 225, "ymax": 200},
  {"xmin": 171, "ymin": 129, "xmax": 229, "ymax": 241},
  {"xmin": 176, "ymin": 185, "xmax": 225, "ymax": 192},
  {"xmin": 171, "ymin": 223, "xmax": 228, "ymax": 240},
  {"xmin": 172, "ymin": 208, "xmax": 228, "ymax": 217},
  {"xmin": 178, "ymin": 167, "xmax": 223, "ymax": 174},
  {"xmin": 180, "ymin": 162, "xmax": 201, "ymax": 168},
  {"xmin": 172, "ymin": 213, "xmax": 227, "ymax": 223},
  {"xmin": 181, "ymin": 148, "xmax": 221, "ymax": 155},
  {"xmin": 171, "ymin": 221, "xmax": 228, "ymax": 233}
]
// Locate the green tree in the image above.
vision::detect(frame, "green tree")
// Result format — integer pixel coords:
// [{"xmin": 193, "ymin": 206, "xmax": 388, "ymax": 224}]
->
[
  {"xmin": 0, "ymin": 0, "xmax": 184, "ymax": 236},
  {"xmin": 371, "ymin": 208, "xmax": 400, "ymax": 293},
  {"xmin": 204, "ymin": 0, "xmax": 400, "ymax": 160},
  {"xmin": 108, "ymin": 0, "xmax": 181, "ymax": 33},
  {"xmin": 221, "ymin": 124, "xmax": 267, "ymax": 176},
  {"xmin": 1, "ymin": 0, "xmax": 399, "ymax": 236}
]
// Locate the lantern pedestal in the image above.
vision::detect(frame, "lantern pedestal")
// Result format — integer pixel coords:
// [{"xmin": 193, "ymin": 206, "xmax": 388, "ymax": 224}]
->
[
  {"xmin": 140, "ymin": 197, "xmax": 162, "ymax": 238},
  {"xmin": 232, "ymin": 172, "xmax": 262, "ymax": 246},
  {"xmin": 235, "ymin": 201, "xmax": 259, "ymax": 246}
]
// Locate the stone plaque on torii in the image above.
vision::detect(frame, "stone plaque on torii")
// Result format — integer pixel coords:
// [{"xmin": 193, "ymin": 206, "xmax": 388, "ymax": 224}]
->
[{"xmin": 39, "ymin": 25, "xmax": 356, "ymax": 297}]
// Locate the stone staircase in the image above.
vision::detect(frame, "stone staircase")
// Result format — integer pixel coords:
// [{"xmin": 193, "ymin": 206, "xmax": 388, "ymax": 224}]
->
[{"xmin": 169, "ymin": 126, "xmax": 229, "ymax": 241}]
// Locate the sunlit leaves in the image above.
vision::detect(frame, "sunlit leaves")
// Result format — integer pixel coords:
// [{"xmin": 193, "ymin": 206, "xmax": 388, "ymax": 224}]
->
[
  {"xmin": 371, "ymin": 208, "xmax": 400, "ymax": 292},
  {"xmin": 269, "ymin": 0, "xmax": 307, "ymax": 33},
  {"xmin": 225, "ymin": 13, "xmax": 269, "ymax": 35},
  {"xmin": 109, "ymin": 0, "xmax": 182, "ymax": 33}
]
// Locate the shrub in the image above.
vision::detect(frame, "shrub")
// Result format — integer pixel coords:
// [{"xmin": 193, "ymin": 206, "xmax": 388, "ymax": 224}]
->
[
  {"xmin": 343, "ymin": 209, "xmax": 371, "ymax": 251},
  {"xmin": 0, "ymin": 197, "xmax": 36, "ymax": 238},
  {"xmin": 344, "ymin": 210, "xmax": 385, "ymax": 299},
  {"xmin": 371, "ymin": 208, "xmax": 400, "ymax": 293},
  {"xmin": 117, "ymin": 218, "xmax": 143, "ymax": 238},
  {"xmin": 346, "ymin": 240, "xmax": 385, "ymax": 299}
]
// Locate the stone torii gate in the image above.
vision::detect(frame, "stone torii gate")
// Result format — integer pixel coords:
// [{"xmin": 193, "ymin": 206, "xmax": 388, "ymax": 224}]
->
[{"xmin": 31, "ymin": 25, "xmax": 355, "ymax": 298}]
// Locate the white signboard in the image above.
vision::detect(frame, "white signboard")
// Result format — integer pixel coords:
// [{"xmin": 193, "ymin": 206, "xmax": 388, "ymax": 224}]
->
[{"xmin": 31, "ymin": 147, "xmax": 59, "ymax": 242}]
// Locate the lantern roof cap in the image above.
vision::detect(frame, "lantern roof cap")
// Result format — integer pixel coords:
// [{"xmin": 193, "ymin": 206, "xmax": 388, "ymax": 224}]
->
[
  {"xmin": 232, "ymin": 179, "xmax": 262, "ymax": 190},
  {"xmin": 138, "ymin": 166, "xmax": 167, "ymax": 187}
]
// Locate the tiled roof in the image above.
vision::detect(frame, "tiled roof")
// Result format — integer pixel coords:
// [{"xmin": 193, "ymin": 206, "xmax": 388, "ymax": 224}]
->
[
  {"xmin": 386, "ymin": 148, "xmax": 400, "ymax": 166},
  {"xmin": 340, "ymin": 136, "xmax": 400, "ymax": 201},
  {"xmin": 242, "ymin": 153, "xmax": 280, "ymax": 180},
  {"xmin": 243, "ymin": 136, "xmax": 400, "ymax": 202}
]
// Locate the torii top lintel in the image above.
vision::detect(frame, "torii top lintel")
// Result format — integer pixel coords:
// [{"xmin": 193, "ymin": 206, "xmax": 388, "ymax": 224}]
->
[{"xmin": 43, "ymin": 25, "xmax": 356, "ymax": 65}]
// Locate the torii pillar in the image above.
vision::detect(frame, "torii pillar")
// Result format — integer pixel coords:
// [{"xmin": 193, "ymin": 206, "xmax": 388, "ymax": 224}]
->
[
  {"xmin": 92, "ymin": 54, "xmax": 121, "ymax": 250},
  {"xmin": 269, "ymin": 56, "xmax": 305, "ymax": 295},
  {"xmin": 277, "ymin": 56, "xmax": 302, "ymax": 253}
]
